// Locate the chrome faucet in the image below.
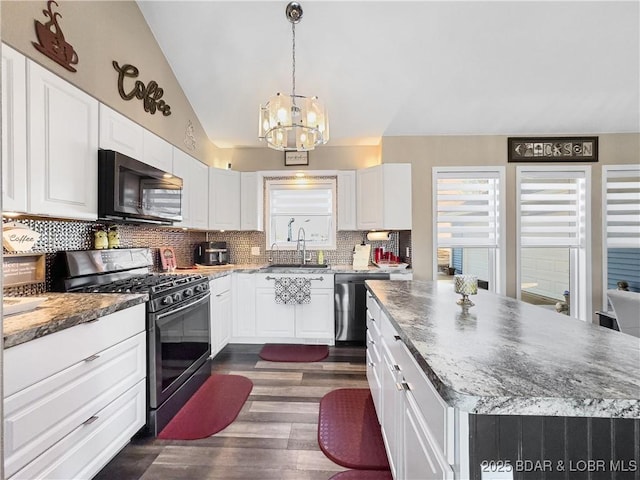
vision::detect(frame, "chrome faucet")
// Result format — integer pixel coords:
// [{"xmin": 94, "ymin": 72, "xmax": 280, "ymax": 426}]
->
[
  {"xmin": 268, "ymin": 242, "xmax": 279, "ymax": 264},
  {"xmin": 296, "ymin": 227, "xmax": 311, "ymax": 265}
]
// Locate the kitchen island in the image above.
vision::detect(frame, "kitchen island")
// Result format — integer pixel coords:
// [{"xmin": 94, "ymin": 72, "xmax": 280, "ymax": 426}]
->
[{"xmin": 365, "ymin": 280, "xmax": 640, "ymax": 480}]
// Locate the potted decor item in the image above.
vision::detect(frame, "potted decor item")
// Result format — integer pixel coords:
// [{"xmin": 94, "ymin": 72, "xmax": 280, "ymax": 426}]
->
[
  {"xmin": 93, "ymin": 226, "xmax": 108, "ymax": 250},
  {"xmin": 108, "ymin": 226, "xmax": 120, "ymax": 249}
]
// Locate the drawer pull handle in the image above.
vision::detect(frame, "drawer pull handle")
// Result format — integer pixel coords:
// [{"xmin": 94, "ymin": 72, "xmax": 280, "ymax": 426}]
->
[
  {"xmin": 368, "ymin": 362, "xmax": 375, "ymax": 367},
  {"xmin": 82, "ymin": 415, "xmax": 98, "ymax": 426},
  {"xmin": 84, "ymin": 354, "xmax": 100, "ymax": 362},
  {"xmin": 387, "ymin": 363, "xmax": 401, "ymax": 374},
  {"xmin": 216, "ymin": 293, "xmax": 224, "ymax": 297},
  {"xmin": 368, "ymin": 340, "xmax": 375, "ymax": 345},
  {"xmin": 394, "ymin": 335, "xmax": 401, "ymax": 341},
  {"xmin": 396, "ymin": 381, "xmax": 410, "ymax": 392}
]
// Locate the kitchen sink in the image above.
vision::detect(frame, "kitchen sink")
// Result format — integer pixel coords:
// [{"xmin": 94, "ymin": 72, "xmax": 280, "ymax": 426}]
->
[{"xmin": 264, "ymin": 263, "xmax": 329, "ymax": 271}]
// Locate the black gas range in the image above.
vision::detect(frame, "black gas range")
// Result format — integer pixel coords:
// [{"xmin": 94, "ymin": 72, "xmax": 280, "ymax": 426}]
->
[{"xmin": 54, "ymin": 248, "xmax": 212, "ymax": 435}]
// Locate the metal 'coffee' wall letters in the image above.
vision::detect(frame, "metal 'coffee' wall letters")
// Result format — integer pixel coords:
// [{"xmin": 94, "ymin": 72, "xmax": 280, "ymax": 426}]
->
[{"xmin": 112, "ymin": 61, "xmax": 172, "ymax": 116}]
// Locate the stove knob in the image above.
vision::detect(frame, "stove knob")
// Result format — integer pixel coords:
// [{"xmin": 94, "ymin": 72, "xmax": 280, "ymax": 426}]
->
[
  {"xmin": 173, "ymin": 293, "xmax": 182, "ymax": 302},
  {"xmin": 184, "ymin": 288, "xmax": 194, "ymax": 297},
  {"xmin": 162, "ymin": 295, "xmax": 173, "ymax": 305}
]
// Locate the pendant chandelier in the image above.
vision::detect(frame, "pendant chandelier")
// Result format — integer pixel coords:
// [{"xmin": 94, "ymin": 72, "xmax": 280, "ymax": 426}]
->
[{"xmin": 258, "ymin": 1, "xmax": 329, "ymax": 151}]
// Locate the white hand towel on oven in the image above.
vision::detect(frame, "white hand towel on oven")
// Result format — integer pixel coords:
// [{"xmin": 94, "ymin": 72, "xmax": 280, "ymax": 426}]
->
[{"xmin": 274, "ymin": 277, "xmax": 311, "ymax": 304}]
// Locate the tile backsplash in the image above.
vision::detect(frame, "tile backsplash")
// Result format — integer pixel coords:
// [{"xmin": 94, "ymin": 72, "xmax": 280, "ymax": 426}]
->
[
  {"xmin": 3, "ymin": 217, "xmax": 408, "ymax": 296},
  {"xmin": 206, "ymin": 230, "xmax": 401, "ymax": 266}
]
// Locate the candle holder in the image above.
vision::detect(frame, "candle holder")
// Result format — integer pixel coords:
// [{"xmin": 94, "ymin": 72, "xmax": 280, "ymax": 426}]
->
[{"xmin": 454, "ymin": 274, "xmax": 478, "ymax": 307}]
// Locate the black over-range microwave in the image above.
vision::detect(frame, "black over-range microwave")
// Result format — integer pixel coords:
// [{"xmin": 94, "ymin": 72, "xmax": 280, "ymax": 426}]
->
[{"xmin": 98, "ymin": 149, "xmax": 183, "ymax": 225}]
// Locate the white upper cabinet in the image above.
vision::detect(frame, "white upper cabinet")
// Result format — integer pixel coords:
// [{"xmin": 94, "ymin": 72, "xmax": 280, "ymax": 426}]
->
[
  {"xmin": 357, "ymin": 164, "xmax": 412, "ymax": 230},
  {"xmin": 173, "ymin": 148, "xmax": 208, "ymax": 230},
  {"xmin": 98, "ymin": 104, "xmax": 143, "ymax": 159},
  {"xmin": 337, "ymin": 170, "xmax": 357, "ymax": 230},
  {"xmin": 209, "ymin": 168, "xmax": 240, "ymax": 230},
  {"xmin": 1, "ymin": 44, "xmax": 28, "ymax": 213},
  {"xmin": 27, "ymin": 60, "xmax": 99, "ymax": 221},
  {"xmin": 99, "ymin": 104, "xmax": 173, "ymax": 173},
  {"xmin": 142, "ymin": 130, "xmax": 173, "ymax": 173},
  {"xmin": 240, "ymin": 172, "xmax": 263, "ymax": 231}
]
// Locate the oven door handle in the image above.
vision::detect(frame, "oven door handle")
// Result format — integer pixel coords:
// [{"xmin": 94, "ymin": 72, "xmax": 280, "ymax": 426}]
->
[{"xmin": 154, "ymin": 292, "xmax": 211, "ymax": 322}]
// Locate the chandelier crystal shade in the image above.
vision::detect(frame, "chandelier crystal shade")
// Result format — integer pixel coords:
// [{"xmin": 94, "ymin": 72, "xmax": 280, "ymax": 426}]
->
[{"xmin": 258, "ymin": 2, "xmax": 329, "ymax": 151}]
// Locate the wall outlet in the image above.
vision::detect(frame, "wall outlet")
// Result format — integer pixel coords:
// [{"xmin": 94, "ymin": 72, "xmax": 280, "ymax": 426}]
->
[{"xmin": 251, "ymin": 246, "xmax": 260, "ymax": 256}]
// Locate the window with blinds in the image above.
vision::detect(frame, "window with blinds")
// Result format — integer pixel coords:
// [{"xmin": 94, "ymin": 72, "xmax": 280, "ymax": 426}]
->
[
  {"xmin": 516, "ymin": 166, "xmax": 591, "ymax": 321},
  {"xmin": 603, "ymin": 165, "xmax": 640, "ymax": 295},
  {"xmin": 432, "ymin": 167, "xmax": 505, "ymax": 293},
  {"xmin": 266, "ymin": 179, "xmax": 336, "ymax": 249},
  {"xmin": 603, "ymin": 166, "xmax": 640, "ymax": 249},
  {"xmin": 518, "ymin": 169, "xmax": 588, "ymax": 247},
  {"xmin": 434, "ymin": 170, "xmax": 502, "ymax": 248}
]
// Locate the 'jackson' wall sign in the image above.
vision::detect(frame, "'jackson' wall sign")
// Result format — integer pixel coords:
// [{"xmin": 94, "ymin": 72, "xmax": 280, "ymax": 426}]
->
[{"xmin": 112, "ymin": 61, "xmax": 172, "ymax": 116}]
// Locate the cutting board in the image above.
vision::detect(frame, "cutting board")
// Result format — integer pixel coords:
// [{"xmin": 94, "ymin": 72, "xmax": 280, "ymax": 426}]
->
[{"xmin": 352, "ymin": 244, "xmax": 371, "ymax": 269}]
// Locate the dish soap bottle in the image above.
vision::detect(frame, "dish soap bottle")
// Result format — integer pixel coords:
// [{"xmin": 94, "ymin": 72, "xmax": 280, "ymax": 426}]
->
[{"xmin": 318, "ymin": 250, "xmax": 324, "ymax": 265}]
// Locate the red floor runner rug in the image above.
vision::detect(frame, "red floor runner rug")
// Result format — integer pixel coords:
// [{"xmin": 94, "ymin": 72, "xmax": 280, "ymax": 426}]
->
[
  {"xmin": 158, "ymin": 374, "xmax": 253, "ymax": 440},
  {"xmin": 318, "ymin": 388, "xmax": 391, "ymax": 470},
  {"xmin": 259, "ymin": 343, "xmax": 329, "ymax": 362},
  {"xmin": 330, "ymin": 470, "xmax": 394, "ymax": 479}
]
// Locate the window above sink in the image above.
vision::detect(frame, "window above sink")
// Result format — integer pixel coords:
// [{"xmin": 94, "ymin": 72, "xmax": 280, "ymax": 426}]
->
[{"xmin": 266, "ymin": 177, "xmax": 337, "ymax": 251}]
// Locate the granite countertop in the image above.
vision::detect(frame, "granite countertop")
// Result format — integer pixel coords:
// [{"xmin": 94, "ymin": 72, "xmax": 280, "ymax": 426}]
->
[
  {"xmin": 172, "ymin": 263, "xmax": 412, "ymax": 279},
  {"xmin": 3, "ymin": 292, "xmax": 148, "ymax": 349},
  {"xmin": 366, "ymin": 280, "xmax": 640, "ymax": 419}
]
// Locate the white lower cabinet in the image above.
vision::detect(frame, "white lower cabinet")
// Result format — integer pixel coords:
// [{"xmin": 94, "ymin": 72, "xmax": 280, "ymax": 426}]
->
[
  {"xmin": 3, "ymin": 304, "xmax": 146, "ymax": 480},
  {"xmin": 210, "ymin": 275, "xmax": 232, "ymax": 357},
  {"xmin": 380, "ymin": 340, "xmax": 401, "ymax": 478},
  {"xmin": 255, "ymin": 288, "xmax": 296, "ymax": 337},
  {"xmin": 366, "ymin": 296, "xmax": 454, "ymax": 480},
  {"xmin": 232, "ymin": 273, "xmax": 257, "ymax": 339},
  {"xmin": 237, "ymin": 274, "xmax": 334, "ymax": 344},
  {"xmin": 401, "ymin": 388, "xmax": 454, "ymax": 480}
]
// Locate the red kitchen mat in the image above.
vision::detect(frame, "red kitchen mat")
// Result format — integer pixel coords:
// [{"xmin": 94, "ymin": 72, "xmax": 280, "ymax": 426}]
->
[
  {"xmin": 318, "ymin": 388, "xmax": 391, "ymax": 470},
  {"xmin": 158, "ymin": 374, "xmax": 253, "ymax": 440},
  {"xmin": 259, "ymin": 343, "xmax": 329, "ymax": 362},
  {"xmin": 330, "ymin": 470, "xmax": 393, "ymax": 480}
]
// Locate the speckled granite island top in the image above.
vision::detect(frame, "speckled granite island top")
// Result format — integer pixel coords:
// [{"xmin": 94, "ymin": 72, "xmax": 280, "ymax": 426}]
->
[
  {"xmin": 366, "ymin": 280, "xmax": 640, "ymax": 419},
  {"xmin": 3, "ymin": 293, "xmax": 148, "ymax": 349}
]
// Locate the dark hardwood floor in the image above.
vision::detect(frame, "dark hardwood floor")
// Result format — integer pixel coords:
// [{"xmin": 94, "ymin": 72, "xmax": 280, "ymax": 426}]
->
[{"xmin": 95, "ymin": 344, "xmax": 367, "ymax": 480}]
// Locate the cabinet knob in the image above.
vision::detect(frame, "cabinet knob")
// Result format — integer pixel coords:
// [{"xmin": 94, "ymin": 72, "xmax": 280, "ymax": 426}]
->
[{"xmin": 394, "ymin": 335, "xmax": 401, "ymax": 341}]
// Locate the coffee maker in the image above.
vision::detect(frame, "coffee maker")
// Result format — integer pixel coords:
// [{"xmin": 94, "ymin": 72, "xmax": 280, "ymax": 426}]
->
[{"xmin": 194, "ymin": 241, "xmax": 229, "ymax": 266}]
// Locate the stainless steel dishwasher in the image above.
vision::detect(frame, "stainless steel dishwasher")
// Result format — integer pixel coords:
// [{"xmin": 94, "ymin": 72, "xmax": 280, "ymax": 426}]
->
[{"xmin": 334, "ymin": 272, "xmax": 390, "ymax": 344}]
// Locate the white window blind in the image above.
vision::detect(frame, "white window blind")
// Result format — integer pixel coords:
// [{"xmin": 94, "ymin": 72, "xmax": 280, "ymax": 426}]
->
[
  {"xmin": 434, "ymin": 170, "xmax": 501, "ymax": 247},
  {"xmin": 266, "ymin": 179, "xmax": 337, "ymax": 249},
  {"xmin": 604, "ymin": 165, "xmax": 640, "ymax": 248},
  {"xmin": 518, "ymin": 169, "xmax": 587, "ymax": 247},
  {"xmin": 270, "ymin": 185, "xmax": 333, "ymax": 216}
]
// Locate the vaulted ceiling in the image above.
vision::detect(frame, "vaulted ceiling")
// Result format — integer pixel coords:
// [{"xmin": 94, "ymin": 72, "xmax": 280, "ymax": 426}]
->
[{"xmin": 138, "ymin": 1, "xmax": 639, "ymax": 149}]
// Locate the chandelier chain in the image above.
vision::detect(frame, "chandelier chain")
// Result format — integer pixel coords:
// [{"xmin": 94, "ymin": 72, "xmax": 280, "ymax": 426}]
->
[{"xmin": 291, "ymin": 22, "xmax": 296, "ymax": 101}]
